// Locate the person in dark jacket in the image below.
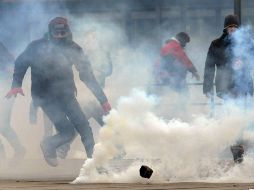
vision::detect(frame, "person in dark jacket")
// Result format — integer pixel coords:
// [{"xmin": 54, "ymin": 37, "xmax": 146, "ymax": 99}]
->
[
  {"xmin": 6, "ymin": 17, "xmax": 111, "ymax": 167},
  {"xmin": 203, "ymin": 14, "xmax": 253, "ymax": 99},
  {"xmin": 0, "ymin": 42, "xmax": 26, "ymax": 162},
  {"xmin": 203, "ymin": 14, "xmax": 254, "ymax": 163},
  {"xmin": 29, "ymin": 29, "xmax": 113, "ymax": 160},
  {"xmin": 154, "ymin": 32, "xmax": 200, "ymax": 92}
]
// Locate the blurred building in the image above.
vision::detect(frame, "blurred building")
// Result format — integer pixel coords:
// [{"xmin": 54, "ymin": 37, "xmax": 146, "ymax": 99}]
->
[{"xmin": 0, "ymin": 0, "xmax": 253, "ymax": 53}]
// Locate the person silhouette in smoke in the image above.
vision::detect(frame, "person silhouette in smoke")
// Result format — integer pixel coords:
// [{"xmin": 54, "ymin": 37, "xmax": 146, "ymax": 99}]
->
[
  {"xmin": 5, "ymin": 17, "xmax": 111, "ymax": 167},
  {"xmin": 0, "ymin": 41, "xmax": 26, "ymax": 163},
  {"xmin": 29, "ymin": 28, "xmax": 113, "ymax": 160},
  {"xmin": 56, "ymin": 29, "xmax": 113, "ymax": 159},
  {"xmin": 154, "ymin": 32, "xmax": 200, "ymax": 93},
  {"xmin": 203, "ymin": 14, "xmax": 254, "ymax": 163}
]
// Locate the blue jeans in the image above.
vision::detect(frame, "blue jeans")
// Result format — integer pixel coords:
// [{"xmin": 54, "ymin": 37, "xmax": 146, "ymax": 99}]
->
[{"xmin": 38, "ymin": 95, "xmax": 95, "ymax": 158}]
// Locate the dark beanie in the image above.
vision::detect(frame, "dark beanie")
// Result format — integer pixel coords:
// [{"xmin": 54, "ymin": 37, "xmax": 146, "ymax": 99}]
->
[
  {"xmin": 175, "ymin": 32, "xmax": 190, "ymax": 46},
  {"xmin": 224, "ymin": 14, "xmax": 239, "ymax": 29}
]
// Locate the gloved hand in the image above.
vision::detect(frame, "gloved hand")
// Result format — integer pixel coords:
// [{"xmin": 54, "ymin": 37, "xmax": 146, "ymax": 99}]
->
[
  {"xmin": 101, "ymin": 101, "xmax": 111, "ymax": 114},
  {"xmin": 5, "ymin": 88, "xmax": 25, "ymax": 99}
]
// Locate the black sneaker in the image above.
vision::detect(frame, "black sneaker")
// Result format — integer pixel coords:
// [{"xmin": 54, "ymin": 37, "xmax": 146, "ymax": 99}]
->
[
  {"xmin": 40, "ymin": 141, "xmax": 58, "ymax": 167},
  {"xmin": 230, "ymin": 145, "xmax": 244, "ymax": 163}
]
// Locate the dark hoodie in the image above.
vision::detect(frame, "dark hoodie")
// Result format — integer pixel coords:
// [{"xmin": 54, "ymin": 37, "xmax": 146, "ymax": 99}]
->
[
  {"xmin": 11, "ymin": 32, "xmax": 108, "ymax": 105},
  {"xmin": 203, "ymin": 31, "xmax": 253, "ymax": 98}
]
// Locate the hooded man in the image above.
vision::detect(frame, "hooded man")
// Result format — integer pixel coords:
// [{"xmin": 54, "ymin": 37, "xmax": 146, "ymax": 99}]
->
[
  {"xmin": 6, "ymin": 17, "xmax": 111, "ymax": 167},
  {"xmin": 203, "ymin": 14, "xmax": 253, "ymax": 99},
  {"xmin": 28, "ymin": 27, "xmax": 114, "ymax": 161},
  {"xmin": 203, "ymin": 14, "xmax": 254, "ymax": 163},
  {"xmin": 155, "ymin": 32, "xmax": 200, "ymax": 92}
]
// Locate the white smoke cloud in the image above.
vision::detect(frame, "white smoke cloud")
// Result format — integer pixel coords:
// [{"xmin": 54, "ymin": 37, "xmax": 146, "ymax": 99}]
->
[
  {"xmin": 1, "ymin": 1, "xmax": 254, "ymax": 183},
  {"xmin": 73, "ymin": 89, "xmax": 254, "ymax": 183}
]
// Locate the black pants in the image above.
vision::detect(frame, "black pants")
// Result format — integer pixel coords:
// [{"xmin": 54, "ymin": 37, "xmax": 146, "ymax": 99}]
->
[{"xmin": 38, "ymin": 96, "xmax": 95, "ymax": 158}]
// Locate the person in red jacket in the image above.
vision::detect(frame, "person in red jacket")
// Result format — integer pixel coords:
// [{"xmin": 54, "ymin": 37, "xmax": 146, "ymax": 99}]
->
[{"xmin": 155, "ymin": 32, "xmax": 200, "ymax": 92}]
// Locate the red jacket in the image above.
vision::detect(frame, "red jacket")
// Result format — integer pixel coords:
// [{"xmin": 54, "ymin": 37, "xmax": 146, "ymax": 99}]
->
[{"xmin": 160, "ymin": 39, "xmax": 197, "ymax": 74}]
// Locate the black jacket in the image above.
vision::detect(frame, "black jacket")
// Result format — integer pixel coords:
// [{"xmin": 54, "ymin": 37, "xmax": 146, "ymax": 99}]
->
[
  {"xmin": 203, "ymin": 33, "xmax": 253, "ymax": 98},
  {"xmin": 11, "ymin": 36, "xmax": 108, "ymax": 104}
]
